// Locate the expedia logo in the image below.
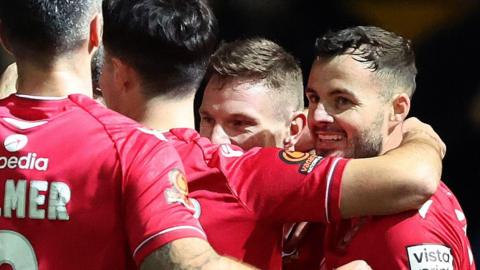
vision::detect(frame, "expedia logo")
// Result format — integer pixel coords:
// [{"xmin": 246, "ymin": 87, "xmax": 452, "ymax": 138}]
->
[
  {"xmin": 1, "ymin": 134, "xmax": 49, "ymax": 171},
  {"xmin": 4, "ymin": 134, "xmax": 28, "ymax": 152},
  {"xmin": 407, "ymin": 244, "xmax": 453, "ymax": 270}
]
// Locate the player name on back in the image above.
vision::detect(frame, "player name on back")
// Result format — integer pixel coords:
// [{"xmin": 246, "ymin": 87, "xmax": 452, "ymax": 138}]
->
[{"xmin": 0, "ymin": 179, "xmax": 70, "ymax": 220}]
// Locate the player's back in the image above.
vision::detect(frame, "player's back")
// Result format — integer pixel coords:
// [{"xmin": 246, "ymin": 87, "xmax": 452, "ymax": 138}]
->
[
  {"xmin": 0, "ymin": 94, "xmax": 199, "ymax": 269},
  {"xmin": 166, "ymin": 128, "xmax": 348, "ymax": 270},
  {"xmin": 323, "ymin": 182, "xmax": 476, "ymax": 270}
]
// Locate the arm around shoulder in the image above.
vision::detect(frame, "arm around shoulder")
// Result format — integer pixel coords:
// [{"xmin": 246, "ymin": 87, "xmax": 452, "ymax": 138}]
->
[{"xmin": 340, "ymin": 117, "xmax": 444, "ymax": 218}]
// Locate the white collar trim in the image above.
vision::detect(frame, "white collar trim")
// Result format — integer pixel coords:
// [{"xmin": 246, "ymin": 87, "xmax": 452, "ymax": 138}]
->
[{"xmin": 15, "ymin": 94, "xmax": 68, "ymax": 100}]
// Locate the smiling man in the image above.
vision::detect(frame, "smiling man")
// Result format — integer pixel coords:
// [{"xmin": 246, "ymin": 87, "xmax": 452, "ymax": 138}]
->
[
  {"xmin": 305, "ymin": 25, "xmax": 475, "ymax": 270},
  {"xmin": 199, "ymin": 38, "xmax": 306, "ymax": 151},
  {"xmin": 98, "ymin": 0, "xmax": 447, "ymax": 266}
]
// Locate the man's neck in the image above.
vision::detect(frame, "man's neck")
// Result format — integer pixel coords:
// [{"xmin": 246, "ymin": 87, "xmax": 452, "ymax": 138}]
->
[
  {"xmin": 15, "ymin": 55, "xmax": 93, "ymax": 97},
  {"xmin": 140, "ymin": 94, "xmax": 196, "ymax": 131}
]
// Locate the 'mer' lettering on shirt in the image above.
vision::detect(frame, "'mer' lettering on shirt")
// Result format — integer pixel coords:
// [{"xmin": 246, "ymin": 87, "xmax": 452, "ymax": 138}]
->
[{"xmin": 0, "ymin": 179, "xmax": 70, "ymax": 220}]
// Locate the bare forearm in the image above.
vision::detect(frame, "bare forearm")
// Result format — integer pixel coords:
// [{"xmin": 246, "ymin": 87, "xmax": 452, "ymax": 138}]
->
[
  {"xmin": 335, "ymin": 260, "xmax": 371, "ymax": 270},
  {"xmin": 141, "ymin": 238, "xmax": 256, "ymax": 270},
  {"xmin": 340, "ymin": 128, "xmax": 442, "ymax": 218}
]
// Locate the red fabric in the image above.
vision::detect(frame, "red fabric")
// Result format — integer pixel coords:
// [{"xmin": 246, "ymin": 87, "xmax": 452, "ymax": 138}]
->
[
  {"xmin": 166, "ymin": 128, "xmax": 349, "ymax": 269},
  {"xmin": 0, "ymin": 94, "xmax": 205, "ymax": 269},
  {"xmin": 283, "ymin": 223, "xmax": 326, "ymax": 270},
  {"xmin": 323, "ymin": 182, "xmax": 476, "ymax": 270}
]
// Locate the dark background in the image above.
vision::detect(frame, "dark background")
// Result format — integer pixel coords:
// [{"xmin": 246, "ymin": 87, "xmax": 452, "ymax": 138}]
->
[{"xmin": 1, "ymin": 0, "xmax": 478, "ymax": 264}]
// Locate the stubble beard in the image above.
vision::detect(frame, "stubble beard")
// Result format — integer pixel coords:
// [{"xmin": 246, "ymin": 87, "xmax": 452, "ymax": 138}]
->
[{"xmin": 316, "ymin": 113, "xmax": 385, "ymax": 159}]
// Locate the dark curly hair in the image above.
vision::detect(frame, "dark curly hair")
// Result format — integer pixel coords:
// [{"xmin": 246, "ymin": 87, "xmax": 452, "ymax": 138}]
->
[
  {"xmin": 102, "ymin": 0, "xmax": 218, "ymax": 99},
  {"xmin": 315, "ymin": 26, "xmax": 417, "ymax": 99}
]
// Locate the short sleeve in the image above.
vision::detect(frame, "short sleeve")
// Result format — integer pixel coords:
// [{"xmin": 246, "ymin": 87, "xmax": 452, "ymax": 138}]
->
[
  {"xmin": 209, "ymin": 146, "xmax": 349, "ymax": 224},
  {"xmin": 121, "ymin": 130, "xmax": 206, "ymax": 265}
]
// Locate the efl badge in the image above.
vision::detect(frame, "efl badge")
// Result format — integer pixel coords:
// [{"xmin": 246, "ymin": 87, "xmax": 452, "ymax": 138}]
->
[
  {"xmin": 165, "ymin": 168, "xmax": 198, "ymax": 214},
  {"xmin": 279, "ymin": 150, "xmax": 323, "ymax": 175}
]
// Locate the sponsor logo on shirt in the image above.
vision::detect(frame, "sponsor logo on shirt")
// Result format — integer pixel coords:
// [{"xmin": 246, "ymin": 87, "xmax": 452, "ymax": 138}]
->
[
  {"xmin": 279, "ymin": 150, "xmax": 323, "ymax": 175},
  {"xmin": 280, "ymin": 151, "xmax": 310, "ymax": 163},
  {"xmin": 4, "ymin": 134, "xmax": 28, "ymax": 152},
  {"xmin": 1, "ymin": 134, "xmax": 48, "ymax": 171},
  {"xmin": 407, "ymin": 244, "xmax": 453, "ymax": 270}
]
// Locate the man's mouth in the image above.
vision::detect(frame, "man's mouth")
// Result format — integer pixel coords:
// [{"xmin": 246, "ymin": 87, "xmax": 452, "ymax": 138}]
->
[
  {"xmin": 317, "ymin": 134, "xmax": 344, "ymax": 142},
  {"xmin": 314, "ymin": 132, "xmax": 347, "ymax": 154}
]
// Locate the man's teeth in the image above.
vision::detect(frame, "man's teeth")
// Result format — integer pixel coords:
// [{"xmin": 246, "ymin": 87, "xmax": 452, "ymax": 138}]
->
[{"xmin": 318, "ymin": 134, "xmax": 343, "ymax": 141}]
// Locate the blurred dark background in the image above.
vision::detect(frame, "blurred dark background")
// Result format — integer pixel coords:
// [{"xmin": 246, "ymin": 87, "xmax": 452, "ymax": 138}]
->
[{"xmin": 1, "ymin": 0, "xmax": 478, "ymax": 263}]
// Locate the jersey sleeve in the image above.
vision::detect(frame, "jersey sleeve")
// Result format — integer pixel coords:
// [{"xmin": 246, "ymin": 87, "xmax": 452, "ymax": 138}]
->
[
  {"xmin": 209, "ymin": 145, "xmax": 349, "ymax": 224},
  {"xmin": 120, "ymin": 129, "xmax": 206, "ymax": 265},
  {"xmin": 380, "ymin": 184, "xmax": 475, "ymax": 270}
]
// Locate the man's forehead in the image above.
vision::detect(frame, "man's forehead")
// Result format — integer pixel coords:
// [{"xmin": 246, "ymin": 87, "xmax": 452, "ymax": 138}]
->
[{"xmin": 207, "ymin": 75, "xmax": 268, "ymax": 92}]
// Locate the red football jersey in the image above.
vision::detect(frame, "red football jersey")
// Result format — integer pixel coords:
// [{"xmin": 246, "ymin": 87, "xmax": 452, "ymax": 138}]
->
[
  {"xmin": 0, "ymin": 94, "xmax": 205, "ymax": 269},
  {"xmin": 165, "ymin": 128, "xmax": 350, "ymax": 270},
  {"xmin": 323, "ymin": 182, "xmax": 476, "ymax": 270}
]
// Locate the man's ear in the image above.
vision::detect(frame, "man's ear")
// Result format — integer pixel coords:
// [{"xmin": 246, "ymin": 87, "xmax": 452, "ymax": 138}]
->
[
  {"xmin": 111, "ymin": 57, "xmax": 140, "ymax": 95},
  {"xmin": 383, "ymin": 93, "xmax": 410, "ymax": 153},
  {"xmin": 0, "ymin": 21, "xmax": 13, "ymax": 55},
  {"xmin": 388, "ymin": 93, "xmax": 411, "ymax": 126},
  {"xmin": 283, "ymin": 112, "xmax": 307, "ymax": 151},
  {"xmin": 110, "ymin": 57, "xmax": 129, "ymax": 93},
  {"xmin": 88, "ymin": 14, "xmax": 103, "ymax": 53}
]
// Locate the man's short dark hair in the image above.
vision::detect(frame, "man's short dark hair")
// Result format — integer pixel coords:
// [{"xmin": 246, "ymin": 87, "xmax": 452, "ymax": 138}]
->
[
  {"xmin": 208, "ymin": 38, "xmax": 304, "ymax": 120},
  {"xmin": 0, "ymin": 0, "xmax": 100, "ymax": 66},
  {"xmin": 91, "ymin": 45, "xmax": 104, "ymax": 92},
  {"xmin": 102, "ymin": 0, "xmax": 218, "ymax": 99},
  {"xmin": 315, "ymin": 26, "xmax": 417, "ymax": 98}
]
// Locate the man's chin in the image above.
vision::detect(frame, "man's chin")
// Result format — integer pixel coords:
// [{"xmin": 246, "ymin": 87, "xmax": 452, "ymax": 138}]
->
[{"xmin": 315, "ymin": 148, "xmax": 349, "ymax": 158}]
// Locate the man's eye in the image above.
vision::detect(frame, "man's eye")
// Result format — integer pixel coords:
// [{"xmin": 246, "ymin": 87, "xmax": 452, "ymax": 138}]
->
[
  {"xmin": 307, "ymin": 94, "xmax": 319, "ymax": 104},
  {"xmin": 231, "ymin": 120, "xmax": 245, "ymax": 127},
  {"xmin": 201, "ymin": 116, "xmax": 214, "ymax": 124},
  {"xmin": 335, "ymin": 97, "xmax": 352, "ymax": 108}
]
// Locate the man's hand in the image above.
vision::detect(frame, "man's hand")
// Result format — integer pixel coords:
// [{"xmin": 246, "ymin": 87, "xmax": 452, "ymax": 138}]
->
[
  {"xmin": 402, "ymin": 117, "xmax": 446, "ymax": 158},
  {"xmin": 334, "ymin": 260, "xmax": 371, "ymax": 270},
  {"xmin": 283, "ymin": 222, "xmax": 309, "ymax": 257}
]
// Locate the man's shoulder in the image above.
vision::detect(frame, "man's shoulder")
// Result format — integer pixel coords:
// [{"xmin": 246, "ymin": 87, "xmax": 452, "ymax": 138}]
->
[
  {"xmin": 167, "ymin": 128, "xmax": 223, "ymax": 159},
  {"xmin": 68, "ymin": 94, "xmax": 140, "ymax": 131},
  {"xmin": 350, "ymin": 182, "xmax": 467, "ymax": 245}
]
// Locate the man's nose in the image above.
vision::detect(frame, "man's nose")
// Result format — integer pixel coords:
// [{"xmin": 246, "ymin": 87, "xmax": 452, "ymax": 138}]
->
[
  {"xmin": 210, "ymin": 124, "xmax": 231, "ymax": 145},
  {"xmin": 313, "ymin": 103, "xmax": 334, "ymax": 123}
]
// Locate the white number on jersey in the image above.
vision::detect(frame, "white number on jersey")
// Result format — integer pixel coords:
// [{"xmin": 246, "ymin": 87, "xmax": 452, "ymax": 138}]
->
[{"xmin": 0, "ymin": 230, "xmax": 38, "ymax": 270}]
